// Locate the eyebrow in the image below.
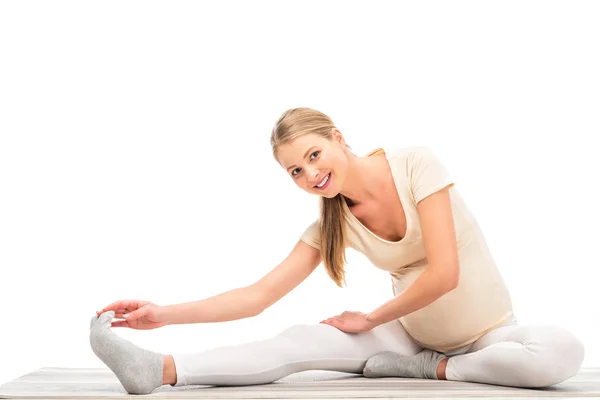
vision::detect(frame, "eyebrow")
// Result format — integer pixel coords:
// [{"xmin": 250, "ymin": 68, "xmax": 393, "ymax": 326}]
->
[{"xmin": 287, "ymin": 146, "xmax": 316, "ymax": 172}]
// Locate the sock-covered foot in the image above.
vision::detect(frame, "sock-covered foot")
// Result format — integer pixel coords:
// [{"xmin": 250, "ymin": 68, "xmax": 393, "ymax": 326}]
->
[
  {"xmin": 363, "ymin": 349, "xmax": 446, "ymax": 380},
  {"xmin": 89, "ymin": 311, "xmax": 164, "ymax": 394}
]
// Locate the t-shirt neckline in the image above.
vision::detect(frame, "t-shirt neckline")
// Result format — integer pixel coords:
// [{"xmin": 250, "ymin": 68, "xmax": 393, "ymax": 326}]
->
[{"xmin": 341, "ymin": 147, "xmax": 411, "ymax": 245}]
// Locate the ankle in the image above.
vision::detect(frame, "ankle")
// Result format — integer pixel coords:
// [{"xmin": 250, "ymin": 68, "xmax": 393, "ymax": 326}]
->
[
  {"xmin": 162, "ymin": 355, "xmax": 177, "ymax": 385},
  {"xmin": 436, "ymin": 357, "xmax": 449, "ymax": 380}
]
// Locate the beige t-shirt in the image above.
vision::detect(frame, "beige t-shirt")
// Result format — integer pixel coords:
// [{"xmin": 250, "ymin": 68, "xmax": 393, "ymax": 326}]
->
[{"xmin": 300, "ymin": 146, "xmax": 515, "ymax": 353}]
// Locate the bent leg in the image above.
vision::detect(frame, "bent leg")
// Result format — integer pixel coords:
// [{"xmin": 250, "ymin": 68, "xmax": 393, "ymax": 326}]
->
[
  {"xmin": 172, "ymin": 319, "xmax": 422, "ymax": 387},
  {"xmin": 446, "ymin": 324, "xmax": 585, "ymax": 388}
]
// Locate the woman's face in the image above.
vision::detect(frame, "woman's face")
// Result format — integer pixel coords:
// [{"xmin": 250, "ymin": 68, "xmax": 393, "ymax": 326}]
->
[{"xmin": 276, "ymin": 130, "xmax": 349, "ymax": 197}]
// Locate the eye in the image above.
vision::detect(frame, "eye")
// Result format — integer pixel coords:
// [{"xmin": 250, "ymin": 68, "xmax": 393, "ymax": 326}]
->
[{"xmin": 291, "ymin": 151, "xmax": 320, "ymax": 177}]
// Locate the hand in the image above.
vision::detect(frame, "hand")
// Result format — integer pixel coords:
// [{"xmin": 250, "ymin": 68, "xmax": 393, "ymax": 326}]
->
[
  {"xmin": 96, "ymin": 300, "xmax": 167, "ymax": 330},
  {"xmin": 319, "ymin": 311, "xmax": 376, "ymax": 333}
]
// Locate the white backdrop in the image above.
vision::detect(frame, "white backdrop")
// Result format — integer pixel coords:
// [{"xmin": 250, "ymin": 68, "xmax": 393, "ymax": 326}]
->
[{"xmin": 1, "ymin": 0, "xmax": 599, "ymax": 386}]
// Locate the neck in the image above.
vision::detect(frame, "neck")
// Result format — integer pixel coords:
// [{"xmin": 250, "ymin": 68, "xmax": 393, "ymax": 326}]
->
[{"xmin": 339, "ymin": 152, "xmax": 386, "ymax": 206}]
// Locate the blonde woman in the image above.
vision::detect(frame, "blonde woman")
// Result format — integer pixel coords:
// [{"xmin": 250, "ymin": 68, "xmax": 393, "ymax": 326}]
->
[{"xmin": 91, "ymin": 107, "xmax": 584, "ymax": 394}]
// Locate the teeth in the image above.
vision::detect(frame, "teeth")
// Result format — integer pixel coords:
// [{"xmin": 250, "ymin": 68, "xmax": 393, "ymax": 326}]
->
[{"xmin": 316, "ymin": 173, "xmax": 330, "ymax": 188}]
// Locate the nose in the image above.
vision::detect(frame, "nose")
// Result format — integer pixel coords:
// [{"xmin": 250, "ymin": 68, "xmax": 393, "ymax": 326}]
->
[
  {"xmin": 306, "ymin": 167, "xmax": 319, "ymax": 183},
  {"xmin": 306, "ymin": 167, "xmax": 319, "ymax": 179}
]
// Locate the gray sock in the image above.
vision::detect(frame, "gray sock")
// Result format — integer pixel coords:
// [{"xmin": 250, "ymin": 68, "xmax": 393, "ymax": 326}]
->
[
  {"xmin": 89, "ymin": 310, "xmax": 164, "ymax": 394},
  {"xmin": 363, "ymin": 349, "xmax": 446, "ymax": 380}
]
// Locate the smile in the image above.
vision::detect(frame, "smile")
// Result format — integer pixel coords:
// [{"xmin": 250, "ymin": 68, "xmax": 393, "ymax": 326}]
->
[{"xmin": 314, "ymin": 172, "xmax": 331, "ymax": 190}]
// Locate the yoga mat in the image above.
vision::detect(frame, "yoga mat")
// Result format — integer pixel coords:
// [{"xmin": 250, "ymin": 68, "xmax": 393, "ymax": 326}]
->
[{"xmin": 1, "ymin": 367, "xmax": 600, "ymax": 399}]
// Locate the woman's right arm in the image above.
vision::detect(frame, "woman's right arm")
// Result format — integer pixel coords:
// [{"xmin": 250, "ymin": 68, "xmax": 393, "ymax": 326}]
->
[{"xmin": 162, "ymin": 240, "xmax": 321, "ymax": 325}]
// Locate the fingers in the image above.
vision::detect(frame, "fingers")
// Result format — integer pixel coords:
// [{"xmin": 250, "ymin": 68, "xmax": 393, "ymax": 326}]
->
[
  {"xmin": 96, "ymin": 309, "xmax": 129, "ymax": 316},
  {"xmin": 96, "ymin": 300, "xmax": 143, "ymax": 315},
  {"xmin": 97, "ymin": 303, "xmax": 120, "ymax": 315},
  {"xmin": 123, "ymin": 310, "xmax": 141, "ymax": 320},
  {"xmin": 111, "ymin": 320, "xmax": 130, "ymax": 328},
  {"xmin": 95, "ymin": 311, "xmax": 128, "ymax": 319},
  {"xmin": 95, "ymin": 308, "xmax": 140, "ymax": 321},
  {"xmin": 98, "ymin": 301, "xmax": 123, "ymax": 313},
  {"xmin": 96, "ymin": 300, "xmax": 147, "ymax": 328}
]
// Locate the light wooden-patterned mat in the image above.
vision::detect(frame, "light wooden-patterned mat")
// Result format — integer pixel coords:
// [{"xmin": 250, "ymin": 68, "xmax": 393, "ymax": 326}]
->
[{"xmin": 1, "ymin": 367, "xmax": 600, "ymax": 399}]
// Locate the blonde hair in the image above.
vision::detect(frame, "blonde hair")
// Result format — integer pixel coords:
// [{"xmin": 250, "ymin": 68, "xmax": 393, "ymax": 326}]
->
[{"xmin": 270, "ymin": 107, "xmax": 352, "ymax": 288}]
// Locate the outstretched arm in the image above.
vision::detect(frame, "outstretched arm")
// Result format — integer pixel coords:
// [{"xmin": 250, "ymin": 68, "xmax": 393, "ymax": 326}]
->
[{"xmin": 163, "ymin": 240, "xmax": 321, "ymax": 325}]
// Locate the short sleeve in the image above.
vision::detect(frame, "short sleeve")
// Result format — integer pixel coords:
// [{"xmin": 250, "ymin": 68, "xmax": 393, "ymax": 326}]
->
[
  {"xmin": 299, "ymin": 219, "xmax": 321, "ymax": 249},
  {"xmin": 408, "ymin": 146, "xmax": 455, "ymax": 204}
]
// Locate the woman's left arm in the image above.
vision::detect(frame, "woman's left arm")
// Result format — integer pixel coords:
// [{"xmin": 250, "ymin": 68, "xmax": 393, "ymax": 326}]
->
[
  {"xmin": 321, "ymin": 187, "xmax": 459, "ymax": 332},
  {"xmin": 366, "ymin": 186, "xmax": 459, "ymax": 326}
]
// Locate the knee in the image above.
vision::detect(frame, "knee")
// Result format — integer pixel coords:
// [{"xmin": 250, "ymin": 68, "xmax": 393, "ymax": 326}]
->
[
  {"xmin": 528, "ymin": 327, "xmax": 585, "ymax": 387},
  {"xmin": 549, "ymin": 328, "xmax": 585, "ymax": 382}
]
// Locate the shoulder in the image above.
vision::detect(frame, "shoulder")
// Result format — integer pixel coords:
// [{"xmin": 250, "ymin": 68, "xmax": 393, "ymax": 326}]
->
[
  {"xmin": 385, "ymin": 146, "xmax": 447, "ymax": 169},
  {"xmin": 382, "ymin": 146, "xmax": 432, "ymax": 175},
  {"xmin": 299, "ymin": 218, "xmax": 320, "ymax": 249},
  {"xmin": 381, "ymin": 145, "xmax": 430, "ymax": 161}
]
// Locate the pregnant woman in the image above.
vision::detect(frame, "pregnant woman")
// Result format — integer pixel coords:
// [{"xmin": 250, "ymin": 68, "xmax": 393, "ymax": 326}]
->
[{"xmin": 91, "ymin": 107, "xmax": 584, "ymax": 394}]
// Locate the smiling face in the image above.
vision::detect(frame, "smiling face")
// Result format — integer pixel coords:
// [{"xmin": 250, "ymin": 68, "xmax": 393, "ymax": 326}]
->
[{"xmin": 276, "ymin": 130, "xmax": 350, "ymax": 197}]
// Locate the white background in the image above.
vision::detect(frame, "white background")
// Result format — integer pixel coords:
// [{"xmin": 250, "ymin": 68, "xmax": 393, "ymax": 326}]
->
[{"xmin": 1, "ymin": 0, "xmax": 599, "ymax": 387}]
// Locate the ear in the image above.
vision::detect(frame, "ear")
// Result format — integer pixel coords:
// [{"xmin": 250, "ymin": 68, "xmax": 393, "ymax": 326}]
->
[{"xmin": 331, "ymin": 128, "xmax": 345, "ymax": 146}]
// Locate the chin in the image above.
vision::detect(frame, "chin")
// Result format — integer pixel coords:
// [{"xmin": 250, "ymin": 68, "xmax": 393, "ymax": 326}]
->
[
  {"xmin": 314, "ymin": 190, "xmax": 338, "ymax": 198},
  {"xmin": 307, "ymin": 182, "xmax": 339, "ymax": 197}
]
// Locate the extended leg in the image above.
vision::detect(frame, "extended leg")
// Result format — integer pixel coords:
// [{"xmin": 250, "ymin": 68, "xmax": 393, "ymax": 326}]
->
[
  {"xmin": 90, "ymin": 310, "xmax": 423, "ymax": 393},
  {"xmin": 170, "ymin": 318, "xmax": 423, "ymax": 387}
]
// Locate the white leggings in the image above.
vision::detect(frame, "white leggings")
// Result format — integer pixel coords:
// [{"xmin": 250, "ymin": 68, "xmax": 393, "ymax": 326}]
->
[{"xmin": 171, "ymin": 316, "xmax": 585, "ymax": 388}]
